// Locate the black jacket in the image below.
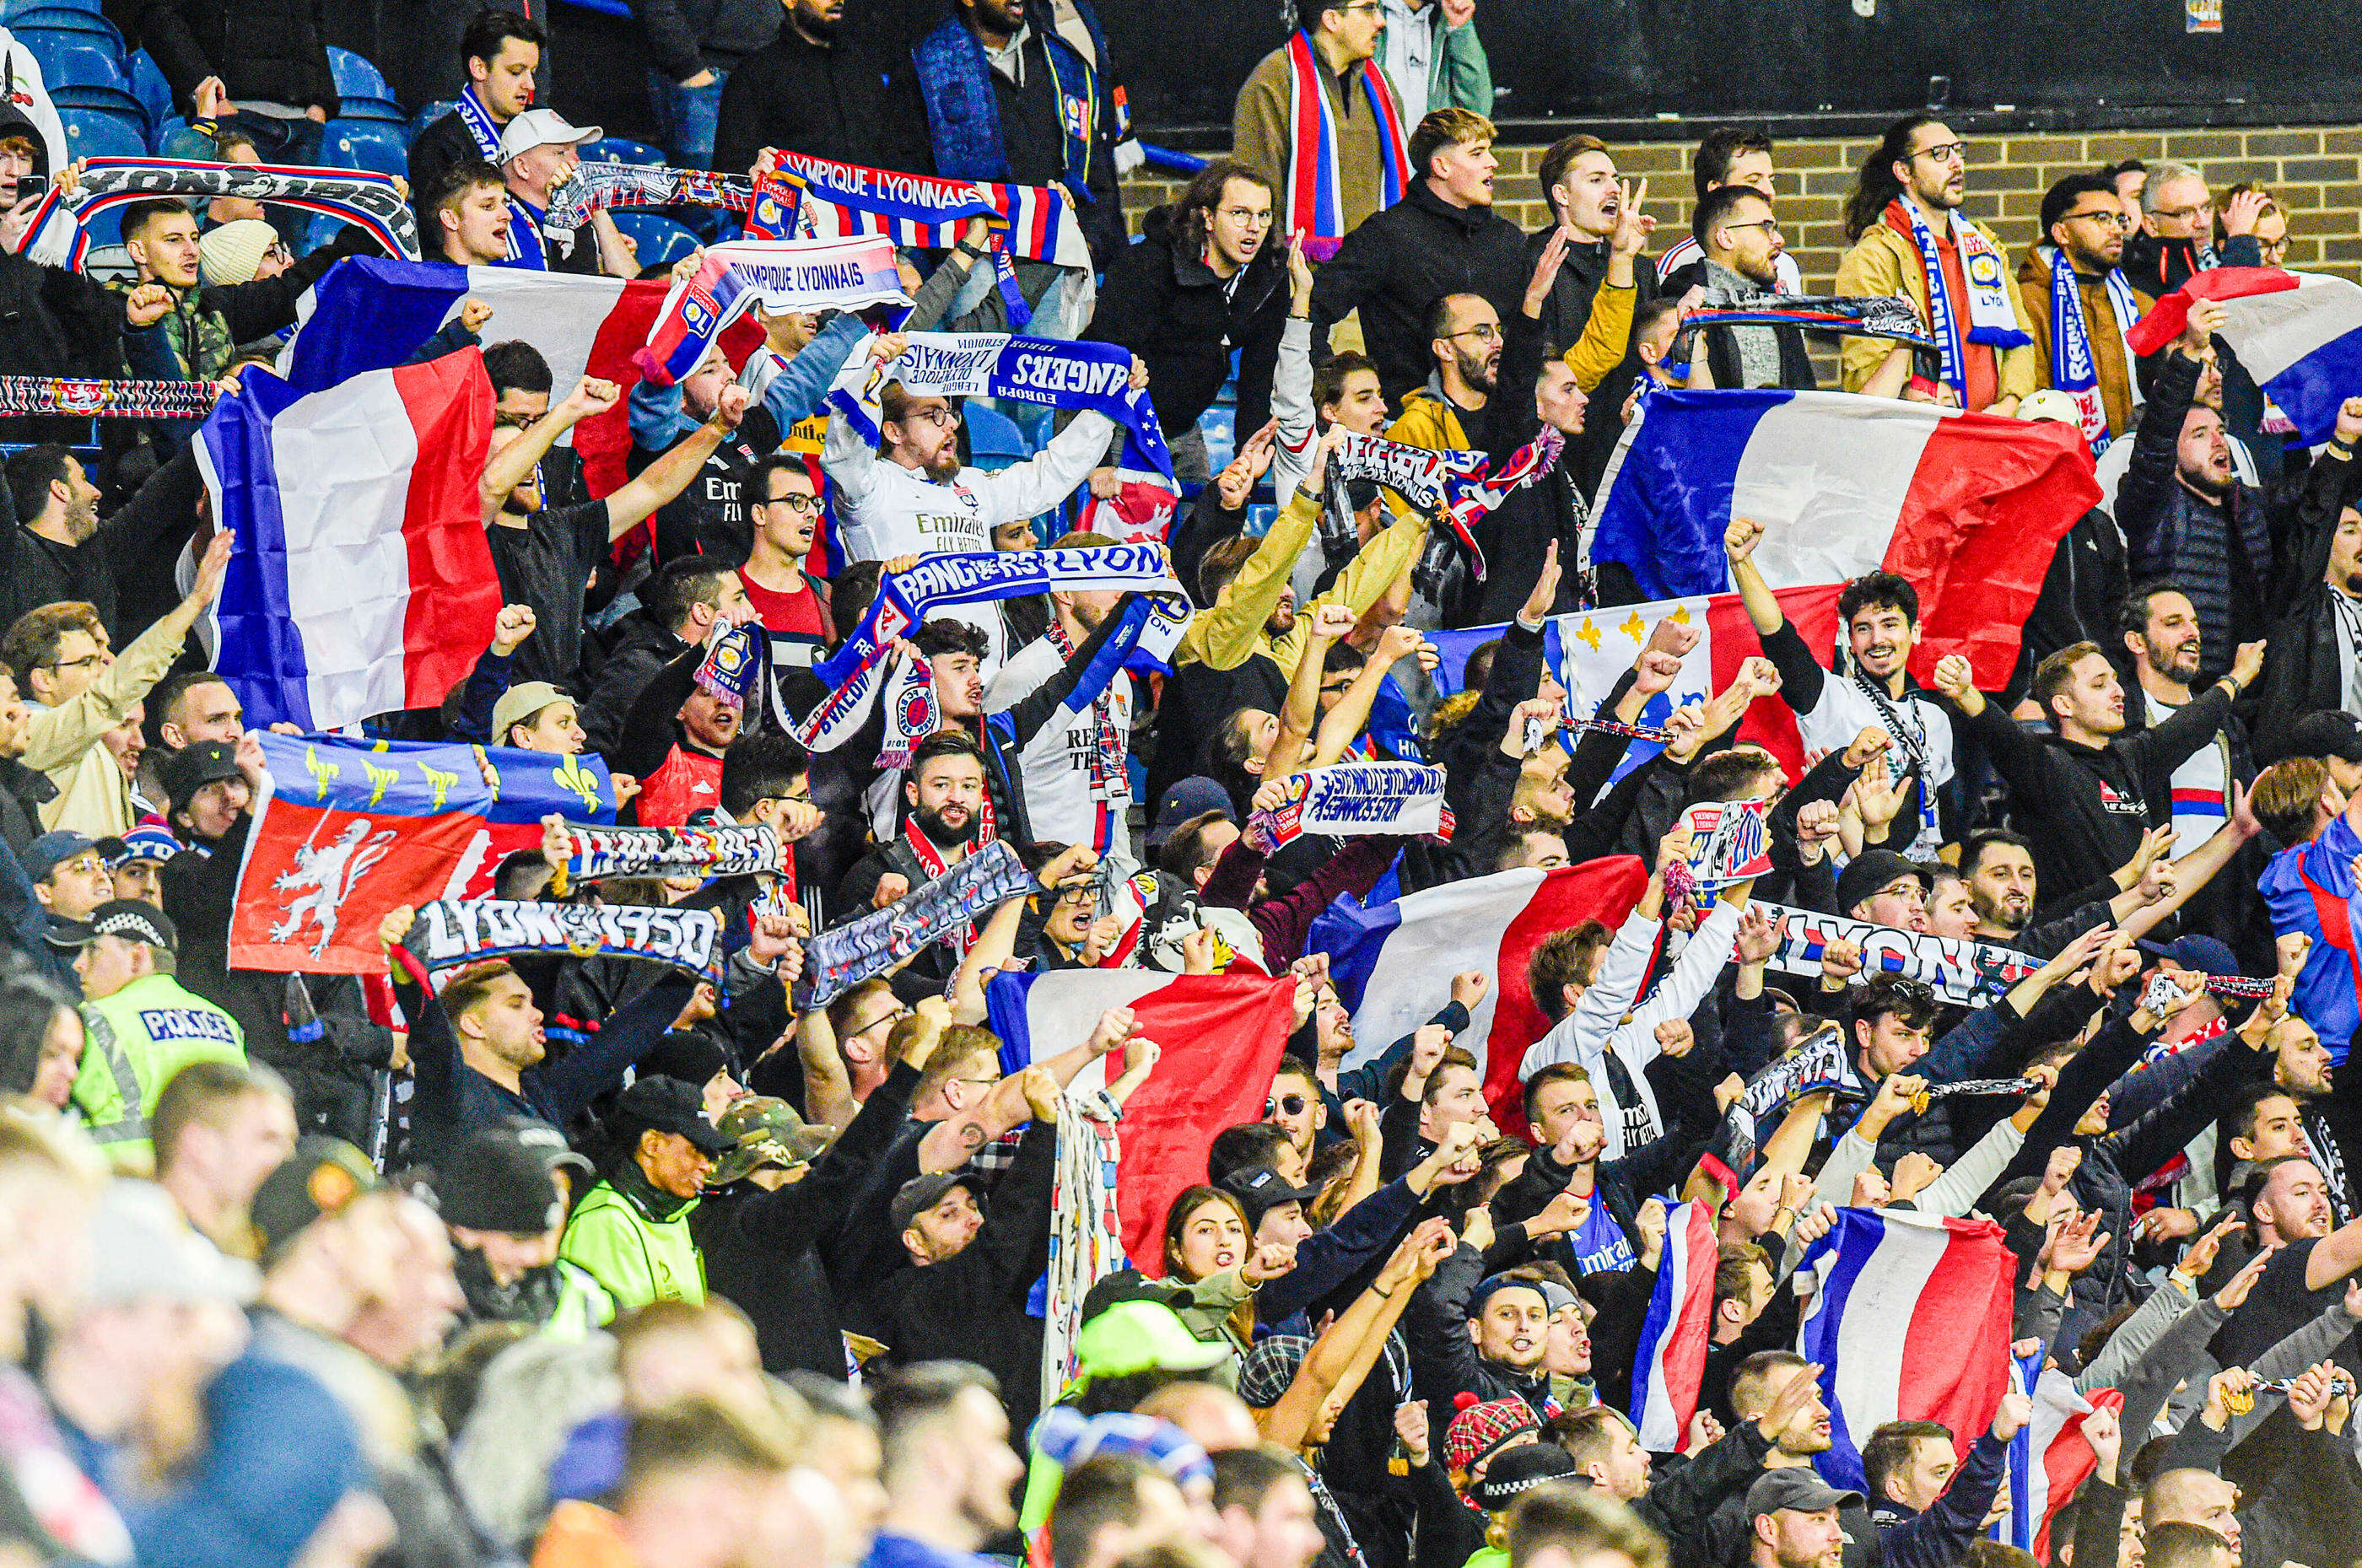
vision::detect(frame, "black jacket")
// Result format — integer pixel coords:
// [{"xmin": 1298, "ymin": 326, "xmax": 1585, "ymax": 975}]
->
[
  {"xmin": 2013, "ymin": 508, "xmax": 2128, "ymax": 700},
  {"xmin": 0, "ymin": 447, "xmax": 200, "ymax": 641},
  {"xmin": 1085, "ymin": 203, "xmax": 1288, "ymax": 443},
  {"xmin": 2253, "ymin": 452, "xmax": 2362, "ymax": 762},
  {"xmin": 106, "ymin": 0, "xmax": 337, "ymax": 115},
  {"xmin": 1530, "ymin": 228, "xmax": 1660, "ymax": 498},
  {"xmin": 627, "ymin": 0, "xmax": 779, "ymax": 84},
  {"xmin": 407, "ymin": 109, "xmax": 493, "ymax": 237},
  {"xmin": 0, "ymin": 254, "xmax": 129, "ymax": 448},
  {"xmin": 695, "ymin": 1058, "xmax": 921, "ymax": 1377},
  {"xmin": 581, "ymin": 613, "xmax": 693, "ymax": 765},
  {"xmin": 1960, "ymin": 681, "xmax": 2240, "ymax": 915},
  {"xmin": 711, "ymin": 26, "xmax": 886, "ymax": 176},
  {"xmin": 1310, "ymin": 181, "xmax": 1532, "ymax": 405}
]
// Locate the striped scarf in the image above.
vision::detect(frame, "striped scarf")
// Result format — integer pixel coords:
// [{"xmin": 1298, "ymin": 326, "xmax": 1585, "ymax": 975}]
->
[
  {"xmin": 16, "ymin": 158, "xmax": 419, "ymax": 267},
  {"xmin": 455, "ymin": 84, "xmax": 504, "ymax": 159},
  {"xmin": 0, "ymin": 377, "xmax": 217, "ymax": 418},
  {"xmin": 1282, "ymin": 31, "xmax": 1407, "ymax": 261}
]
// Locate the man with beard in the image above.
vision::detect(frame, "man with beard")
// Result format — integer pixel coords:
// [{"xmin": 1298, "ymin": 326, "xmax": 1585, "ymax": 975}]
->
[
  {"xmin": 1680, "ymin": 185, "xmax": 1825, "ymax": 392},
  {"xmin": 2017, "ymin": 173, "xmax": 2150, "ymax": 450},
  {"xmin": 1698, "ymin": 1355, "xmax": 1843, "ymax": 1568},
  {"xmin": 1958, "ymin": 827, "xmax": 2176, "ymax": 957},
  {"xmin": 1936, "ymin": 636, "xmax": 2258, "ymax": 917},
  {"xmin": 712, "ymin": 0, "xmax": 882, "ymax": 175},
  {"xmin": 823, "ymin": 333, "xmax": 1143, "ymax": 565},
  {"xmin": 1310, "ymin": 109, "xmax": 1528, "ymax": 406},
  {"xmin": 433, "ymin": 1118, "xmax": 616, "ymax": 1335},
  {"xmin": 2251, "ymin": 399, "xmax": 2362, "ymax": 760},
  {"xmin": 1728, "ymin": 525, "xmax": 1955, "ymax": 858},
  {"xmin": 1, "ymin": 442, "xmax": 202, "ymax": 639},
  {"xmin": 866, "ymin": 1363, "xmax": 1030, "ymax": 1568}
]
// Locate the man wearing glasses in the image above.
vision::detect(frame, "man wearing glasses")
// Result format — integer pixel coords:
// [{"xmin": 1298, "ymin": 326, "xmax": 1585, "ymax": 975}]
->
[
  {"xmin": 1836, "ymin": 113, "xmax": 2037, "ymax": 414},
  {"xmin": 1679, "ymin": 184, "xmax": 1828, "ymax": 392},
  {"xmin": 2016, "ymin": 173, "xmax": 2152, "ymax": 451},
  {"xmin": 736, "ymin": 455, "xmax": 834, "ymax": 684},
  {"xmin": 2123, "ymin": 160, "xmax": 2223, "ymax": 298}
]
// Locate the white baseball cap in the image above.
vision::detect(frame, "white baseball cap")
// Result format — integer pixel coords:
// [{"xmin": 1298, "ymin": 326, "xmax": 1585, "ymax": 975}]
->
[{"xmin": 497, "ymin": 107, "xmax": 602, "ymax": 164}]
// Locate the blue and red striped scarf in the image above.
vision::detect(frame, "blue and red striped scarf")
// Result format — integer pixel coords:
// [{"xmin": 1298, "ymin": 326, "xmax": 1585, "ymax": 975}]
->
[{"xmin": 1283, "ymin": 31, "xmax": 1408, "ymax": 261}]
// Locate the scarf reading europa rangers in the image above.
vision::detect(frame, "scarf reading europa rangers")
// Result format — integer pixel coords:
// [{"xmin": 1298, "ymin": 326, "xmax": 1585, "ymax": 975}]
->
[
  {"xmin": 405, "ymin": 897, "xmax": 724, "ymax": 985},
  {"xmin": 753, "ymin": 152, "xmax": 1088, "ymax": 328},
  {"xmin": 828, "ymin": 331, "xmax": 1178, "ymax": 541},
  {"xmin": 1282, "ymin": 31, "xmax": 1408, "ymax": 261},
  {"xmin": 1328, "ymin": 427, "xmax": 1564, "ymax": 583},
  {"xmin": 637, "ymin": 236, "xmax": 909, "ymax": 385},
  {"xmin": 796, "ymin": 545, "xmax": 1188, "ymax": 752},
  {"xmin": 560, "ymin": 822, "xmax": 785, "ymax": 882},
  {"xmin": 1886, "ymin": 199, "xmax": 2031, "ymax": 397},
  {"xmin": 16, "ymin": 159, "xmax": 420, "ymax": 267},
  {"xmin": 795, "ymin": 838, "xmax": 1034, "ymax": 1009}
]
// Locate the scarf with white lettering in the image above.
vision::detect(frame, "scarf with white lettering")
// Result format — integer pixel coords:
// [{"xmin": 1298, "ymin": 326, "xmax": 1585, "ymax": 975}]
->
[
  {"xmin": 0, "ymin": 377, "xmax": 218, "ymax": 418},
  {"xmin": 455, "ymin": 85, "xmax": 504, "ymax": 159},
  {"xmin": 797, "ymin": 545, "xmax": 1187, "ymax": 753},
  {"xmin": 1327, "ymin": 427, "xmax": 1564, "ymax": 584},
  {"xmin": 827, "ymin": 331, "xmax": 1174, "ymax": 515},
  {"xmin": 547, "ymin": 162, "xmax": 758, "ymax": 229},
  {"xmin": 796, "ymin": 838, "xmax": 1034, "ymax": 1008},
  {"xmin": 1887, "ymin": 199, "xmax": 2030, "ymax": 396},
  {"xmin": 16, "ymin": 157, "xmax": 421, "ymax": 267},
  {"xmin": 1246, "ymin": 762, "xmax": 1450, "ymax": 847},
  {"xmin": 561, "ymin": 822, "xmax": 785, "ymax": 882},
  {"xmin": 2044, "ymin": 245, "xmax": 2145, "ymax": 453},
  {"xmin": 1757, "ymin": 899, "xmax": 2036, "ymax": 1006},
  {"xmin": 637, "ymin": 237, "xmax": 910, "ymax": 387},
  {"xmin": 405, "ymin": 897, "xmax": 723, "ymax": 985},
  {"xmin": 876, "ymin": 649, "xmax": 938, "ymax": 770}
]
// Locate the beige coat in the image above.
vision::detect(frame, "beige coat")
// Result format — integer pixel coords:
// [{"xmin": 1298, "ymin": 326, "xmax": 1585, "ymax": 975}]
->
[
  {"xmin": 1833, "ymin": 218, "xmax": 2041, "ymax": 403},
  {"xmin": 1232, "ymin": 44, "xmax": 1398, "ymax": 244},
  {"xmin": 22, "ymin": 610, "xmax": 188, "ymax": 837}
]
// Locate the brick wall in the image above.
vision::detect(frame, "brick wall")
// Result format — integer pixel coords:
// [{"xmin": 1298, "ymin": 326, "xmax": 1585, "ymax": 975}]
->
[{"xmin": 1119, "ymin": 125, "xmax": 2362, "ymax": 288}]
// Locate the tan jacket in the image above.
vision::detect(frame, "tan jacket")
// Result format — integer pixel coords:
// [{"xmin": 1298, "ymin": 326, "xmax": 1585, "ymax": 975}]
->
[
  {"xmin": 1833, "ymin": 218, "xmax": 2041, "ymax": 402},
  {"xmin": 1232, "ymin": 44, "xmax": 1396, "ymax": 242},
  {"xmin": 22, "ymin": 610, "xmax": 187, "ymax": 838},
  {"xmin": 2014, "ymin": 243, "xmax": 2155, "ymax": 440},
  {"xmin": 1179, "ymin": 489, "xmax": 1428, "ymax": 679}
]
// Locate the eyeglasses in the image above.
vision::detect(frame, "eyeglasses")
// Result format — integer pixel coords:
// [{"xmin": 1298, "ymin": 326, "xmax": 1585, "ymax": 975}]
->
[
  {"xmin": 1724, "ymin": 218, "xmax": 1782, "ymax": 238},
  {"xmin": 2150, "ymin": 202, "xmax": 2213, "ymax": 224},
  {"xmin": 2257, "ymin": 237, "xmax": 2290, "ymax": 260},
  {"xmin": 1335, "ymin": 3, "xmax": 1383, "ymax": 13},
  {"xmin": 2063, "ymin": 207, "xmax": 2132, "ymax": 229},
  {"xmin": 903, "ymin": 407, "xmax": 960, "ymax": 428},
  {"xmin": 1444, "ymin": 323, "xmax": 1502, "ymax": 344},
  {"xmin": 41, "ymin": 652, "xmax": 106, "ymax": 674},
  {"xmin": 1912, "ymin": 142, "xmax": 1969, "ymax": 165},
  {"xmin": 761, "ymin": 492, "xmax": 824, "ymax": 516},
  {"xmin": 1266, "ymin": 1093, "xmax": 1310, "ymax": 1118},
  {"xmin": 1218, "ymin": 206, "xmax": 1273, "ymax": 227},
  {"xmin": 849, "ymin": 1005, "xmax": 909, "ymax": 1038}
]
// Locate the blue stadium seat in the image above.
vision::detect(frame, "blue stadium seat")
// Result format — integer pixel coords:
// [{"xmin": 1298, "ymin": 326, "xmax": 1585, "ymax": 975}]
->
[
  {"xmin": 607, "ymin": 210, "xmax": 698, "ymax": 267},
  {"xmin": 127, "ymin": 48, "xmax": 172, "ymax": 127},
  {"xmin": 580, "ymin": 136, "xmax": 664, "ymax": 169},
  {"xmin": 408, "ymin": 100, "xmax": 456, "ymax": 143},
  {"xmin": 6, "ymin": 7, "xmax": 119, "ymax": 41},
  {"xmin": 326, "ymin": 46, "xmax": 393, "ymax": 104},
  {"xmin": 18, "ymin": 33, "xmax": 127, "ymax": 92},
  {"xmin": 57, "ymin": 105, "xmax": 144, "ymax": 161},
  {"xmin": 0, "ymin": 0, "xmax": 103, "ymax": 20},
  {"xmin": 1198, "ymin": 403, "xmax": 1237, "ymax": 472},
  {"xmin": 338, "ymin": 95, "xmax": 407, "ymax": 128},
  {"xmin": 964, "ymin": 401, "xmax": 1031, "ymax": 468},
  {"xmin": 322, "ymin": 119, "xmax": 407, "ymax": 178}
]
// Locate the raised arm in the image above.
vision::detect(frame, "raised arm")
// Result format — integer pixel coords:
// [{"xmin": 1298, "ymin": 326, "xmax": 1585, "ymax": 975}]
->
[
  {"xmin": 481, "ymin": 377, "xmax": 613, "ymax": 526},
  {"xmin": 605, "ymin": 384, "xmax": 748, "ymax": 542}
]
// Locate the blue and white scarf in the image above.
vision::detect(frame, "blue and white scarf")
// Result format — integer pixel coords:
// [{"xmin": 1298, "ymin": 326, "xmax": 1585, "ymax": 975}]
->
[
  {"xmin": 1890, "ymin": 198, "xmax": 2030, "ymax": 396},
  {"xmin": 1245, "ymin": 762, "xmax": 1450, "ymax": 846},
  {"xmin": 2045, "ymin": 245, "xmax": 2144, "ymax": 454},
  {"xmin": 407, "ymin": 897, "xmax": 724, "ymax": 985},
  {"xmin": 798, "ymin": 545, "xmax": 1188, "ymax": 751},
  {"xmin": 795, "ymin": 838, "xmax": 1034, "ymax": 1009},
  {"xmin": 455, "ymin": 84, "xmax": 504, "ymax": 160},
  {"xmin": 828, "ymin": 330, "xmax": 1173, "ymax": 499}
]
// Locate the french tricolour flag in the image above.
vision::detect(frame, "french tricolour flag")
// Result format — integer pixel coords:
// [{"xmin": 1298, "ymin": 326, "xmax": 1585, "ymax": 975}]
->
[
  {"xmin": 1592, "ymin": 390, "xmax": 2100, "ymax": 687},
  {"xmin": 196, "ymin": 351, "xmax": 497, "ymax": 732},
  {"xmin": 1308, "ymin": 860, "xmax": 1649, "ymax": 1135},
  {"xmin": 1427, "ymin": 583, "xmax": 1843, "ymax": 783},
  {"xmin": 279, "ymin": 257, "xmax": 765, "ymax": 498},
  {"xmin": 2124, "ymin": 266, "xmax": 2359, "ymax": 447},
  {"xmin": 987, "ymin": 970, "xmax": 1298, "ymax": 1272},
  {"xmin": 1995, "ymin": 1352, "xmax": 2122, "ymax": 1561},
  {"xmin": 1631, "ymin": 1200, "xmax": 1718, "ymax": 1450},
  {"xmin": 1795, "ymin": 1208, "xmax": 2018, "ymax": 1493}
]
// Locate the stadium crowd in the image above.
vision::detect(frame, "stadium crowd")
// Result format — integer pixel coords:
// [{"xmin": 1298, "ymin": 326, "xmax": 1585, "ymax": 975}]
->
[{"xmin": 0, "ymin": 1, "xmax": 2356, "ymax": 1567}]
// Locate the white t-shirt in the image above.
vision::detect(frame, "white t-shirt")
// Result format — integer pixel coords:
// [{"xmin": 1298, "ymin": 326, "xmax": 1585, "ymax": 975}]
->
[
  {"xmin": 1796, "ymin": 676, "xmax": 1955, "ymax": 860},
  {"xmin": 2144, "ymin": 688, "xmax": 2230, "ymax": 854}
]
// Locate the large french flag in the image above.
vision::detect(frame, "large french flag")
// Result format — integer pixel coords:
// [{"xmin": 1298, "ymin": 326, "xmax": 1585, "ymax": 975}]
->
[
  {"xmin": 1428, "ymin": 583, "xmax": 1844, "ymax": 782},
  {"xmin": 1592, "ymin": 390, "xmax": 2100, "ymax": 687},
  {"xmin": 1308, "ymin": 859, "xmax": 1649, "ymax": 1134},
  {"xmin": 196, "ymin": 351, "xmax": 497, "ymax": 732},
  {"xmin": 987, "ymin": 970, "xmax": 1298, "ymax": 1273},
  {"xmin": 2125, "ymin": 266, "xmax": 2359, "ymax": 446},
  {"xmin": 1631, "ymin": 1200, "xmax": 1718, "ymax": 1450},
  {"xmin": 1995, "ymin": 1353, "xmax": 2122, "ymax": 1561},
  {"xmin": 278, "ymin": 257, "xmax": 766, "ymax": 498},
  {"xmin": 1795, "ymin": 1208, "xmax": 2018, "ymax": 1493}
]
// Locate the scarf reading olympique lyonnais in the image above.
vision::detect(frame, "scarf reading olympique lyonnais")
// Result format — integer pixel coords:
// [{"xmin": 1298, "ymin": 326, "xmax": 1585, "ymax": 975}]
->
[
  {"xmin": 635, "ymin": 236, "xmax": 910, "ymax": 386},
  {"xmin": 2044, "ymin": 245, "xmax": 2145, "ymax": 453},
  {"xmin": 794, "ymin": 838, "xmax": 1034, "ymax": 1009},
  {"xmin": 15, "ymin": 158, "xmax": 419, "ymax": 267},
  {"xmin": 794, "ymin": 545, "xmax": 1189, "ymax": 753},
  {"xmin": 1888, "ymin": 198, "xmax": 2031, "ymax": 396}
]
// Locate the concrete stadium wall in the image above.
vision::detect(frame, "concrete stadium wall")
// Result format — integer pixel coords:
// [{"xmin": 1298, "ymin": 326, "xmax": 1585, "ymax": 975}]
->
[{"xmin": 1119, "ymin": 124, "xmax": 2362, "ymax": 288}]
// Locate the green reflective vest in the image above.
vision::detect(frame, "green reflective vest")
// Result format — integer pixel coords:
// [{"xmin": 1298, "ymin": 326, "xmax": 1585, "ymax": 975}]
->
[
  {"xmin": 71, "ymin": 973, "xmax": 245, "ymax": 1167},
  {"xmin": 558, "ymin": 1181, "xmax": 704, "ymax": 1310}
]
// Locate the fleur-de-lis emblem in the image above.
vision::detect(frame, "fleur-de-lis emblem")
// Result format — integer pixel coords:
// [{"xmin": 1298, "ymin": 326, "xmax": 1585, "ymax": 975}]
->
[
  {"xmin": 419, "ymin": 762, "xmax": 458, "ymax": 812},
  {"xmin": 303, "ymin": 745, "xmax": 340, "ymax": 801},
  {"xmin": 361, "ymin": 760, "xmax": 399, "ymax": 807},
  {"xmin": 553, "ymin": 753, "xmax": 604, "ymax": 813}
]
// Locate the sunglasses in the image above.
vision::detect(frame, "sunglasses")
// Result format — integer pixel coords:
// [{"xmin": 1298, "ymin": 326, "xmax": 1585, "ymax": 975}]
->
[{"xmin": 1265, "ymin": 1093, "xmax": 1309, "ymax": 1118}]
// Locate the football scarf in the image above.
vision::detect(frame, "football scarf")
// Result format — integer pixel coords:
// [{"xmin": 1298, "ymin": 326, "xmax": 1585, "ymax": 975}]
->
[
  {"xmin": 795, "ymin": 838, "xmax": 1034, "ymax": 1008},
  {"xmin": 0, "ymin": 377, "xmax": 217, "ymax": 418},
  {"xmin": 406, "ymin": 897, "xmax": 723, "ymax": 985},
  {"xmin": 1282, "ymin": 30, "xmax": 1407, "ymax": 261},
  {"xmin": 16, "ymin": 158, "xmax": 419, "ymax": 267},
  {"xmin": 637, "ymin": 237, "xmax": 909, "ymax": 386},
  {"xmin": 1328, "ymin": 426, "xmax": 1565, "ymax": 583},
  {"xmin": 2044, "ymin": 245, "xmax": 2145, "ymax": 452},
  {"xmin": 1889, "ymin": 198, "xmax": 2030, "ymax": 396}
]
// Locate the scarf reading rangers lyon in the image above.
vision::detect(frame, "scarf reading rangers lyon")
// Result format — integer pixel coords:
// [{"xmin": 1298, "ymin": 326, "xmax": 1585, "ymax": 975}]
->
[
  {"xmin": 1885, "ymin": 199, "xmax": 2030, "ymax": 398},
  {"xmin": 1282, "ymin": 31, "xmax": 1408, "ymax": 261}
]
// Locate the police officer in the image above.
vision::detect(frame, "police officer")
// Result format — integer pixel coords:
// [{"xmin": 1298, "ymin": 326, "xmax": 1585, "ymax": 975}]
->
[
  {"xmin": 58, "ymin": 901, "xmax": 245, "ymax": 1168},
  {"xmin": 558, "ymin": 1075, "xmax": 731, "ymax": 1310}
]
